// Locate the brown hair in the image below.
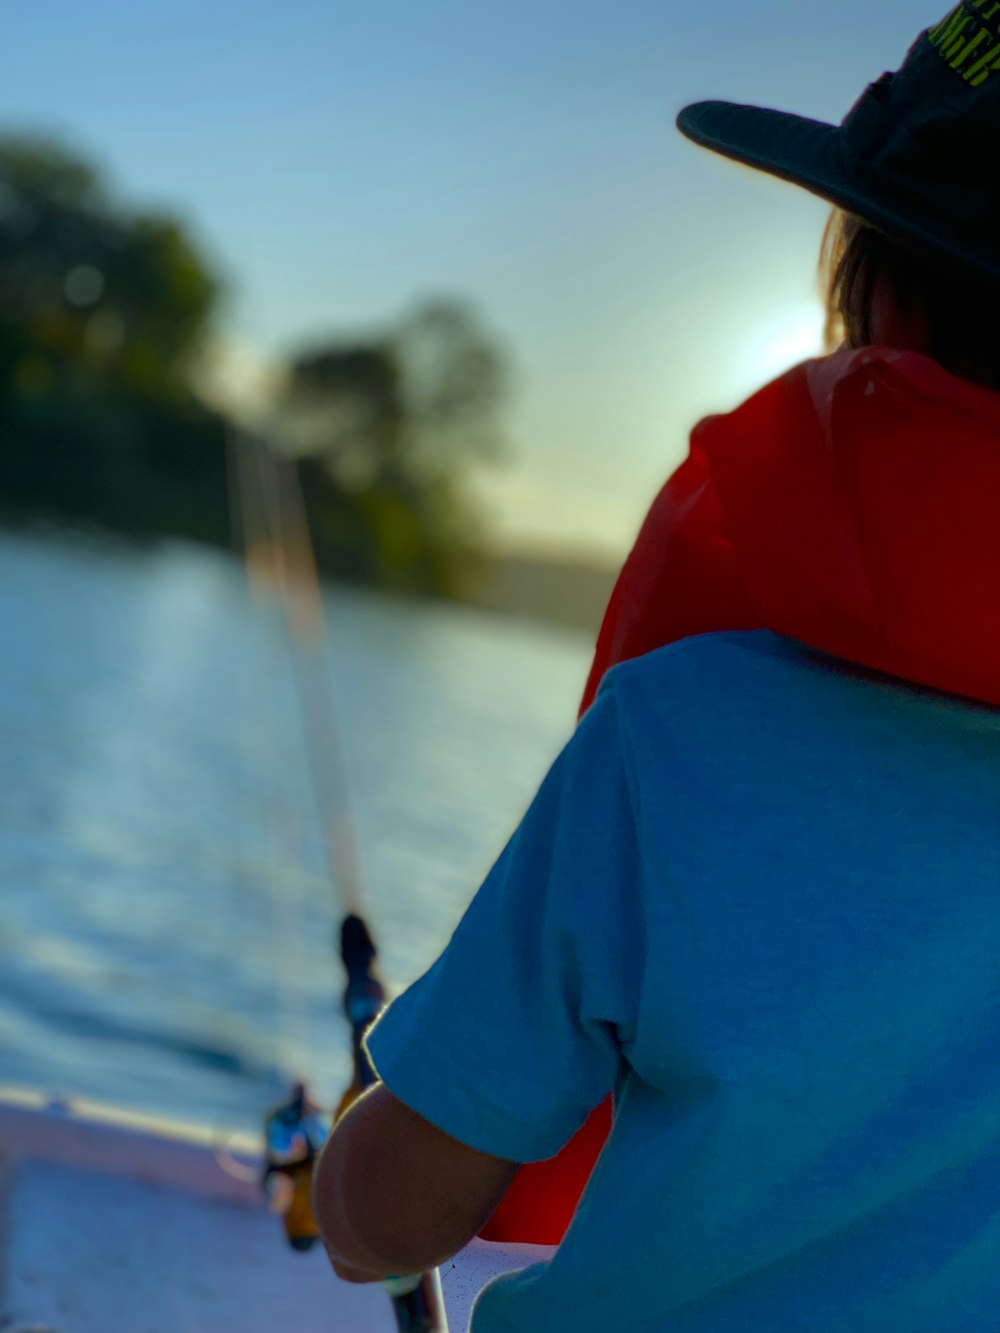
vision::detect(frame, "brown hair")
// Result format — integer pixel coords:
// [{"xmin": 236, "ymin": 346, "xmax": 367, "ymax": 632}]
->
[{"xmin": 821, "ymin": 210, "xmax": 1000, "ymax": 392}]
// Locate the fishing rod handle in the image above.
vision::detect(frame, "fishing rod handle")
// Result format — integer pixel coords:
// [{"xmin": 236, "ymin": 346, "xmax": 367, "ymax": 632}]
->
[{"xmin": 384, "ymin": 1270, "xmax": 449, "ymax": 1332}]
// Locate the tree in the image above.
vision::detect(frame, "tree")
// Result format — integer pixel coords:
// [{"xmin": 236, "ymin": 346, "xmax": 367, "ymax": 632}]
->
[
  {"xmin": 0, "ymin": 133, "xmax": 228, "ymax": 542},
  {"xmin": 391, "ymin": 299, "xmax": 508, "ymax": 473},
  {"xmin": 0, "ymin": 132, "xmax": 514, "ymax": 599},
  {"xmin": 275, "ymin": 298, "xmax": 510, "ymax": 593},
  {"xmin": 280, "ymin": 345, "xmax": 404, "ymax": 491}
]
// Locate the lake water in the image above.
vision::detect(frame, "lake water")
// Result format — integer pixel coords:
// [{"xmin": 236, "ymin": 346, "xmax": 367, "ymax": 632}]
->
[{"xmin": 0, "ymin": 531, "xmax": 595, "ymax": 1133}]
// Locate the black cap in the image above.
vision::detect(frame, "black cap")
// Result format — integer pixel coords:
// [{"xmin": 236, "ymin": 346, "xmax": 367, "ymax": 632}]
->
[{"xmin": 678, "ymin": 4, "xmax": 1000, "ymax": 284}]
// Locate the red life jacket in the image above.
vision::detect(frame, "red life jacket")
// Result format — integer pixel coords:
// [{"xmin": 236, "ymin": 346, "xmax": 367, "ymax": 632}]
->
[{"xmin": 480, "ymin": 346, "xmax": 1000, "ymax": 1244}]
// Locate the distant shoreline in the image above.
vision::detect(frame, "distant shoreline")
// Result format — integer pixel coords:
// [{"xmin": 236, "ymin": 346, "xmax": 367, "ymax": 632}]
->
[
  {"xmin": 461, "ymin": 550, "xmax": 618, "ymax": 636},
  {"xmin": 1, "ymin": 515, "xmax": 619, "ymax": 637}
]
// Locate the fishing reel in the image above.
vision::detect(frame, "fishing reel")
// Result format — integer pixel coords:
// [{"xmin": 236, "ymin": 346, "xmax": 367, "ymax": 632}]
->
[
  {"xmin": 263, "ymin": 917, "xmax": 449, "ymax": 1330},
  {"xmin": 262, "ymin": 916, "xmax": 385, "ymax": 1250},
  {"xmin": 263, "ymin": 1081, "xmax": 331, "ymax": 1251}
]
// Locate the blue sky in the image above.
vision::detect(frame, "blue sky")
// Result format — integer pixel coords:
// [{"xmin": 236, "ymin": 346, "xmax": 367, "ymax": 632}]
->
[{"xmin": 3, "ymin": 0, "xmax": 944, "ymax": 557}]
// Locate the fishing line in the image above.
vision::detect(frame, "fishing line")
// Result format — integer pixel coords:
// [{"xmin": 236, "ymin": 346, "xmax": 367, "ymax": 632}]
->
[
  {"xmin": 226, "ymin": 426, "xmax": 311, "ymax": 1086},
  {"xmin": 226, "ymin": 420, "xmax": 449, "ymax": 1329},
  {"xmin": 253, "ymin": 439, "xmax": 366, "ymax": 920}
]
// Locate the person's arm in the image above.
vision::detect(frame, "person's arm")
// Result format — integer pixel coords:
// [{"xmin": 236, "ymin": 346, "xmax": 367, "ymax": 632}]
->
[
  {"xmin": 313, "ymin": 682, "xmax": 644, "ymax": 1279},
  {"xmin": 313, "ymin": 1084, "xmax": 518, "ymax": 1283}
]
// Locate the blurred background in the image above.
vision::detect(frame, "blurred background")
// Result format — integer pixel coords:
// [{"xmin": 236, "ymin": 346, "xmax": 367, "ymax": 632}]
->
[{"xmin": 0, "ymin": 0, "xmax": 939, "ymax": 1129}]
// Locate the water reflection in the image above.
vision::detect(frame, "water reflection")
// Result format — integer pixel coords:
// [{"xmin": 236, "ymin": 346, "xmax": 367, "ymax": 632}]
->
[{"xmin": 0, "ymin": 531, "xmax": 591, "ymax": 1129}]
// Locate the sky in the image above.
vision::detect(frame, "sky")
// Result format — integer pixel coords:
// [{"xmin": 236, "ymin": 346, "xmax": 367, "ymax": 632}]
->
[{"xmin": 2, "ymin": 0, "xmax": 945, "ymax": 560}]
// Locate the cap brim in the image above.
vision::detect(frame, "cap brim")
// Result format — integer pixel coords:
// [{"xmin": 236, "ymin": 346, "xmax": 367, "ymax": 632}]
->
[
  {"xmin": 677, "ymin": 101, "xmax": 851, "ymax": 209},
  {"xmin": 676, "ymin": 100, "xmax": 1000, "ymax": 285}
]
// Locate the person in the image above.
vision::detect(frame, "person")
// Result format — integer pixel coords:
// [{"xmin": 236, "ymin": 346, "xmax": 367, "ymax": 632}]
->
[{"xmin": 314, "ymin": 5, "xmax": 1000, "ymax": 1327}]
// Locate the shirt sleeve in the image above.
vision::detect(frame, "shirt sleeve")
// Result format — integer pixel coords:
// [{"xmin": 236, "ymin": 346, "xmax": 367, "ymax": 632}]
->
[{"xmin": 365, "ymin": 680, "xmax": 642, "ymax": 1164}]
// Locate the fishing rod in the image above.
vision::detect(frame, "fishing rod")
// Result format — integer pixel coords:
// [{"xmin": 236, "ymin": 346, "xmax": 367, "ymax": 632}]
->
[{"xmin": 233, "ymin": 429, "xmax": 449, "ymax": 1331}]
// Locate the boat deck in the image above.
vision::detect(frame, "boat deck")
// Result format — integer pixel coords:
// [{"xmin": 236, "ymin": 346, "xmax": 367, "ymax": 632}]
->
[{"xmin": 0, "ymin": 1088, "xmax": 550, "ymax": 1332}]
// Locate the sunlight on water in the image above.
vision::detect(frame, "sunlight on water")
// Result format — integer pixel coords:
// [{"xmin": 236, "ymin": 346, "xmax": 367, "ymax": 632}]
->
[{"xmin": 0, "ymin": 532, "xmax": 593, "ymax": 1130}]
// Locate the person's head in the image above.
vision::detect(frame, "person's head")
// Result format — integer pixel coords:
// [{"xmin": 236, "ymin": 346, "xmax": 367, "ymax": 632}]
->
[
  {"xmin": 820, "ymin": 210, "xmax": 1000, "ymax": 391},
  {"xmin": 677, "ymin": 4, "xmax": 1000, "ymax": 393}
]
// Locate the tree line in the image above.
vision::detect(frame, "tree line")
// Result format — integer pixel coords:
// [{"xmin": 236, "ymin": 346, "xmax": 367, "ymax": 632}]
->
[{"xmin": 0, "ymin": 134, "xmax": 510, "ymax": 595}]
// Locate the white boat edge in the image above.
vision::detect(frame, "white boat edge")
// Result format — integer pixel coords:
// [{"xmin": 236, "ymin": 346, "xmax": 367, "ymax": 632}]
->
[{"xmin": 0, "ymin": 1085, "xmax": 553, "ymax": 1332}]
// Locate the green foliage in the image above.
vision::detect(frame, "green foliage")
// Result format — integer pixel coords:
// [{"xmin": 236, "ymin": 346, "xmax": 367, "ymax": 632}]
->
[
  {"xmin": 0, "ymin": 131, "xmax": 512, "ymax": 599},
  {"xmin": 0, "ymin": 135, "xmax": 218, "ymax": 394},
  {"xmin": 279, "ymin": 299, "xmax": 510, "ymax": 593},
  {"xmin": 392, "ymin": 300, "xmax": 508, "ymax": 470},
  {"xmin": 0, "ymin": 133, "xmax": 229, "ymax": 543}
]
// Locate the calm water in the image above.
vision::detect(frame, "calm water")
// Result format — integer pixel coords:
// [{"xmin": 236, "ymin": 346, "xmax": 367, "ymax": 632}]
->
[{"xmin": 0, "ymin": 531, "xmax": 594, "ymax": 1132}]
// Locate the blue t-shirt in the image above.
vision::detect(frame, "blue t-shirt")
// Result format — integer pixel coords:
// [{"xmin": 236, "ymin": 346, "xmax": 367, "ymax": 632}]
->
[{"xmin": 366, "ymin": 631, "xmax": 1000, "ymax": 1331}]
